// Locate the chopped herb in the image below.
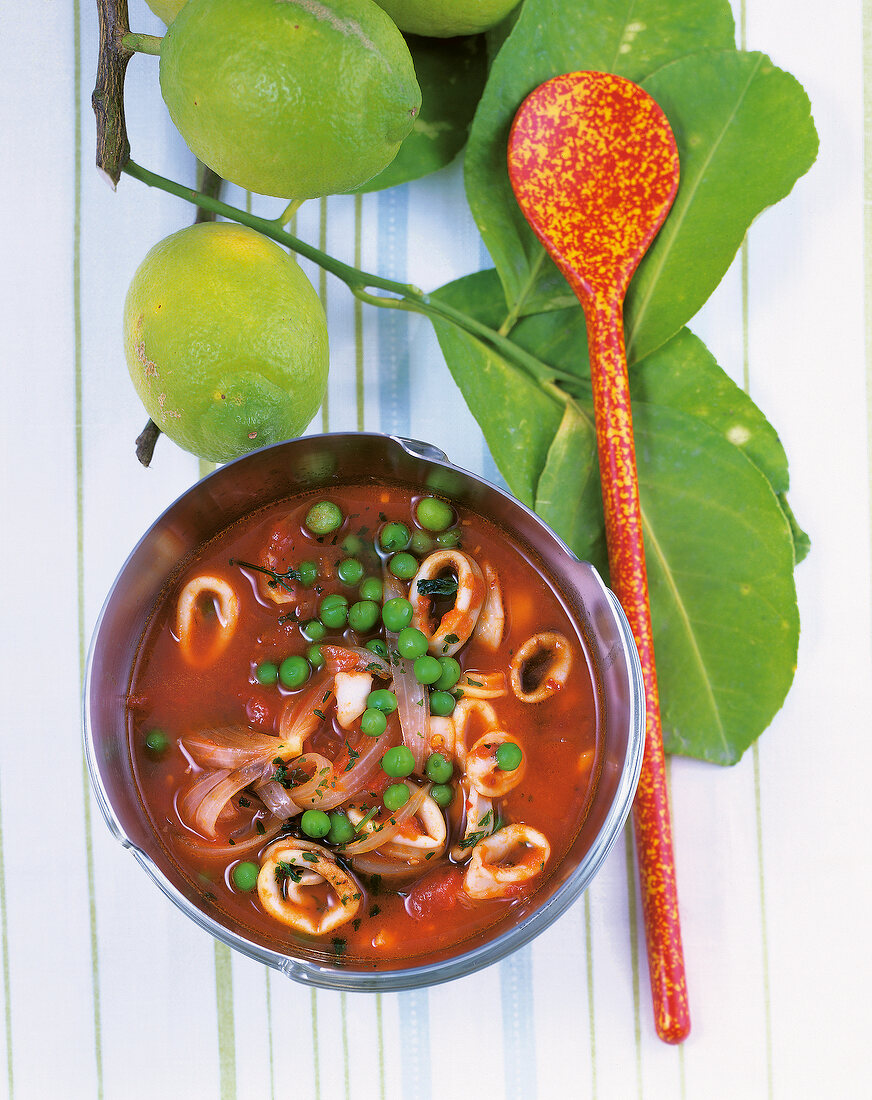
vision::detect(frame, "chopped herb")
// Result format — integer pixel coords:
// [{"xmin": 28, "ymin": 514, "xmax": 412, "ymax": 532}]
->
[
  {"xmin": 444, "ymin": 633, "xmax": 459, "ymax": 645},
  {"xmin": 230, "ymin": 558, "xmax": 301, "ymax": 595},
  {"xmin": 313, "ymin": 708, "xmax": 326, "ymax": 720},
  {"xmin": 365, "ymin": 662, "xmax": 383, "ymax": 673},
  {"xmin": 344, "ymin": 740, "xmax": 361, "ymax": 773},
  {"xmin": 228, "ymin": 837, "xmax": 235, "ymax": 846},
  {"xmin": 466, "ymin": 678, "xmax": 483, "ymax": 687},
  {"xmin": 354, "ymin": 806, "xmax": 380, "ymax": 833},
  {"xmin": 479, "ymin": 810, "xmax": 493, "ymax": 827},
  {"xmin": 302, "ymin": 852, "xmax": 319, "ymax": 862},
  {"xmin": 277, "ymin": 610, "xmax": 299, "ymax": 624},
  {"xmin": 332, "ymin": 938, "xmax": 347, "ymax": 958},
  {"xmin": 352, "ymin": 919, "xmax": 362, "ymax": 931},
  {"xmin": 238, "ymin": 796, "xmax": 251, "ymax": 808},
  {"xmin": 322, "ymin": 690, "xmax": 332, "ymax": 703},
  {"xmin": 203, "ymin": 890, "xmax": 216, "ymax": 901},
  {"xmin": 369, "ymin": 904, "xmax": 381, "ymax": 918},
  {"xmin": 352, "ymin": 892, "xmax": 361, "ymax": 900},
  {"xmin": 460, "ymin": 828, "xmax": 492, "ymax": 850},
  {"xmin": 256, "ymin": 820, "xmax": 266, "ymax": 835},
  {"xmin": 275, "ymin": 860, "xmax": 303, "ymax": 884},
  {"xmin": 417, "ymin": 576, "xmax": 459, "ymax": 597},
  {"xmin": 425, "ymin": 851, "xmax": 435, "ymax": 860}
]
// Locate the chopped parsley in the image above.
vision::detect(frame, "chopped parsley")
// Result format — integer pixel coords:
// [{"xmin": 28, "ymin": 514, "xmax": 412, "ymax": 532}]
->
[
  {"xmin": 369, "ymin": 904, "xmax": 381, "ymax": 918},
  {"xmin": 332, "ymin": 938, "xmax": 347, "ymax": 958},
  {"xmin": 275, "ymin": 860, "xmax": 303, "ymax": 884},
  {"xmin": 302, "ymin": 851, "xmax": 319, "ymax": 863},
  {"xmin": 444, "ymin": 633, "xmax": 459, "ymax": 645},
  {"xmin": 344, "ymin": 741, "xmax": 361, "ymax": 773},
  {"xmin": 230, "ymin": 558, "xmax": 301, "ymax": 596},
  {"xmin": 417, "ymin": 576, "xmax": 458, "ymax": 597},
  {"xmin": 313, "ymin": 708, "xmax": 326, "ymax": 720},
  {"xmin": 238, "ymin": 795, "xmax": 251, "ymax": 808}
]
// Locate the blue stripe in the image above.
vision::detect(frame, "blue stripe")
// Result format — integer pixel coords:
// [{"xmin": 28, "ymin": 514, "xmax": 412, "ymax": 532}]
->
[
  {"xmin": 377, "ymin": 186, "xmax": 411, "ymax": 434},
  {"xmin": 500, "ymin": 946, "xmax": 537, "ymax": 1100},
  {"xmin": 397, "ymin": 989, "xmax": 431, "ymax": 1100}
]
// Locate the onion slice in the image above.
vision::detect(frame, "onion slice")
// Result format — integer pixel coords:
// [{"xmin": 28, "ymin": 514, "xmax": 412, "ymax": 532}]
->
[
  {"xmin": 383, "ymin": 572, "xmax": 430, "ymax": 772},
  {"xmin": 321, "ymin": 644, "xmax": 392, "ymax": 678},
  {"xmin": 342, "ymin": 783, "xmax": 431, "ymax": 856}
]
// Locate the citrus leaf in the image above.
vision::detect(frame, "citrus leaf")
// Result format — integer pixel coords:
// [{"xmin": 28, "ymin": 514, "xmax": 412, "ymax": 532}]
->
[
  {"xmin": 357, "ymin": 34, "xmax": 488, "ymax": 192},
  {"xmin": 464, "ymin": 0, "xmax": 736, "ymax": 312},
  {"xmin": 625, "ymin": 50, "xmax": 819, "ymax": 361},
  {"xmin": 534, "ymin": 401, "xmax": 799, "ymax": 764},
  {"xmin": 534, "ymin": 402, "xmax": 598, "ymax": 556}
]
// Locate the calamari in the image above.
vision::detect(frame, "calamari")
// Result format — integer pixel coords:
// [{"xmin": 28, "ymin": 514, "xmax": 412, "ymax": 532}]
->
[{"xmin": 463, "ymin": 824, "xmax": 551, "ymax": 900}]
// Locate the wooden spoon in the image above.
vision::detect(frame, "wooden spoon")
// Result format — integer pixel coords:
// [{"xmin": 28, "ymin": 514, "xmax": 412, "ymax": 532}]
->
[{"xmin": 508, "ymin": 71, "xmax": 690, "ymax": 1043}]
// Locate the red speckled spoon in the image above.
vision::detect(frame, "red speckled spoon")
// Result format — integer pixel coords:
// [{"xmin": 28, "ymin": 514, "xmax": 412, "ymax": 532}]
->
[{"xmin": 508, "ymin": 71, "xmax": 689, "ymax": 1043}]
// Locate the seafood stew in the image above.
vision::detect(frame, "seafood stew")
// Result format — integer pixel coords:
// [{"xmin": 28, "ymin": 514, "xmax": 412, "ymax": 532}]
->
[{"xmin": 127, "ymin": 483, "xmax": 600, "ymax": 966}]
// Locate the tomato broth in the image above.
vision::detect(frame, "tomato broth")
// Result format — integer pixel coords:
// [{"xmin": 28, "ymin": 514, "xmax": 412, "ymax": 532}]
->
[{"xmin": 128, "ymin": 484, "xmax": 600, "ymax": 966}]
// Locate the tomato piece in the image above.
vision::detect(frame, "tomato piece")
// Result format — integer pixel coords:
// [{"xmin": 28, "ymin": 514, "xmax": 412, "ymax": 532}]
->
[{"xmin": 405, "ymin": 866, "xmax": 464, "ymax": 920}]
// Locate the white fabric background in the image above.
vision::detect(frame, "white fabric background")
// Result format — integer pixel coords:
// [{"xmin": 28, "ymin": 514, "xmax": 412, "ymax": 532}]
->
[{"xmin": 1, "ymin": 1, "xmax": 869, "ymax": 1097}]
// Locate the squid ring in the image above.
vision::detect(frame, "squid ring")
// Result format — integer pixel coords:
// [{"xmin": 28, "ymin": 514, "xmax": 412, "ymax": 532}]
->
[
  {"xmin": 380, "ymin": 794, "xmax": 447, "ymax": 860},
  {"xmin": 410, "ymin": 550, "xmax": 485, "ymax": 656},
  {"xmin": 176, "ymin": 574, "xmax": 239, "ymax": 667},
  {"xmin": 450, "ymin": 778, "xmax": 494, "ymax": 862},
  {"xmin": 509, "ymin": 632, "xmax": 572, "ymax": 703},
  {"xmin": 257, "ymin": 840, "xmax": 361, "ymax": 935},
  {"xmin": 451, "ymin": 697, "xmax": 500, "ymax": 769},
  {"xmin": 466, "ymin": 732, "xmax": 526, "ymax": 798},
  {"xmin": 463, "ymin": 824, "xmax": 552, "ymax": 900}
]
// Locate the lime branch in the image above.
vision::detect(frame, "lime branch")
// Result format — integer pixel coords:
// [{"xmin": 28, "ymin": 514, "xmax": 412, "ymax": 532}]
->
[{"xmin": 122, "ymin": 160, "xmax": 578, "ymax": 392}]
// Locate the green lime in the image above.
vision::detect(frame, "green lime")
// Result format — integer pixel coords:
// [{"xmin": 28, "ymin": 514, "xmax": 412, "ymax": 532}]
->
[
  {"xmin": 159, "ymin": 0, "xmax": 422, "ymax": 199},
  {"xmin": 123, "ymin": 222, "xmax": 328, "ymax": 463},
  {"xmin": 374, "ymin": 0, "xmax": 519, "ymax": 37},
  {"xmin": 144, "ymin": 0, "xmax": 186, "ymax": 23}
]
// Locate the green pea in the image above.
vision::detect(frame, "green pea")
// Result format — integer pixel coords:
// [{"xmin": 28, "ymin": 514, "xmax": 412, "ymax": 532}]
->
[
  {"xmin": 300, "ymin": 809, "xmax": 331, "ymax": 838},
  {"xmin": 366, "ymin": 639, "xmax": 389, "ymax": 659},
  {"xmin": 435, "ymin": 529, "xmax": 460, "ymax": 548},
  {"xmin": 232, "ymin": 861, "xmax": 260, "ymax": 892},
  {"xmin": 413, "ymin": 655, "xmax": 442, "ymax": 685},
  {"xmin": 144, "ymin": 729, "xmax": 170, "ymax": 757},
  {"xmin": 367, "ymin": 689, "xmax": 398, "ymax": 714},
  {"xmin": 254, "ymin": 661, "xmax": 279, "ymax": 685},
  {"xmin": 348, "ymin": 600, "xmax": 380, "ymax": 633},
  {"xmin": 298, "ymin": 560, "xmax": 318, "ymax": 587},
  {"xmin": 416, "ymin": 497, "xmax": 454, "ymax": 532},
  {"xmin": 379, "ymin": 522, "xmax": 410, "ymax": 552},
  {"xmin": 383, "ymin": 782, "xmax": 411, "ymax": 811},
  {"xmin": 359, "ymin": 576, "xmax": 382, "ymax": 602},
  {"xmin": 337, "ymin": 557, "xmax": 365, "ymax": 585},
  {"xmin": 279, "ymin": 655, "xmax": 311, "ymax": 689},
  {"xmin": 307, "ymin": 644, "xmax": 324, "ymax": 670},
  {"xmin": 410, "ymin": 530, "xmax": 433, "ymax": 555},
  {"xmin": 389, "ymin": 552, "xmax": 418, "ymax": 580},
  {"xmin": 327, "ymin": 812, "xmax": 356, "ymax": 846},
  {"xmin": 496, "ymin": 741, "xmax": 523, "ymax": 771},
  {"xmin": 382, "ymin": 597, "xmax": 413, "ymax": 631},
  {"xmin": 319, "ymin": 593, "xmax": 349, "ymax": 628},
  {"xmin": 430, "ymin": 783, "xmax": 454, "ymax": 808},
  {"xmin": 360, "ymin": 707, "xmax": 387, "ymax": 737},
  {"xmin": 342, "ymin": 535, "xmax": 364, "ymax": 556},
  {"xmin": 305, "ymin": 500, "xmax": 343, "ymax": 535},
  {"xmin": 301, "ymin": 619, "xmax": 326, "ymax": 642},
  {"xmin": 425, "ymin": 752, "xmax": 453, "ymax": 784},
  {"xmin": 429, "ymin": 690, "xmax": 456, "ymax": 717},
  {"xmin": 434, "ymin": 656, "xmax": 462, "ymax": 690},
  {"xmin": 397, "ymin": 626, "xmax": 428, "ymax": 659},
  {"xmin": 381, "ymin": 745, "xmax": 416, "ymax": 777}
]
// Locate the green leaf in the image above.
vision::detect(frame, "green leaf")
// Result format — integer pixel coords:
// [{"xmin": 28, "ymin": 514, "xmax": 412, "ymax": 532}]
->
[
  {"xmin": 775, "ymin": 494, "xmax": 811, "ymax": 565},
  {"xmin": 630, "ymin": 327, "xmax": 789, "ymax": 492},
  {"xmin": 534, "ymin": 401, "xmax": 799, "ymax": 764},
  {"xmin": 534, "ymin": 402, "xmax": 598, "ymax": 555},
  {"xmin": 429, "ymin": 283, "xmax": 562, "ymax": 505},
  {"xmin": 625, "ymin": 50, "xmax": 819, "ymax": 360},
  {"xmin": 356, "ymin": 34, "xmax": 488, "ymax": 192},
  {"xmin": 464, "ymin": 0, "xmax": 736, "ymax": 312}
]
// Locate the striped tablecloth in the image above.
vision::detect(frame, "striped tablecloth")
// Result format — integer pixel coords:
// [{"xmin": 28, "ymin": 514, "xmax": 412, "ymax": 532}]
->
[{"xmin": 1, "ymin": 1, "xmax": 869, "ymax": 1097}]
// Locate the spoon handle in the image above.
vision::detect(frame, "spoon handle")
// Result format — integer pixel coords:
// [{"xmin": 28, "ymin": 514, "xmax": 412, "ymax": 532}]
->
[{"xmin": 584, "ymin": 292, "xmax": 691, "ymax": 1044}]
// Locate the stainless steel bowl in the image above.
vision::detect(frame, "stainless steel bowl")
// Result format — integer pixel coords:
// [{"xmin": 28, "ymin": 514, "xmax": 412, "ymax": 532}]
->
[{"xmin": 83, "ymin": 433, "xmax": 644, "ymax": 990}]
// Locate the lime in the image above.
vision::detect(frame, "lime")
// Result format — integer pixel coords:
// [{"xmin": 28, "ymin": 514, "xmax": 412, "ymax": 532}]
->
[
  {"xmin": 144, "ymin": 0, "xmax": 186, "ymax": 23},
  {"xmin": 373, "ymin": 0, "xmax": 519, "ymax": 37},
  {"xmin": 123, "ymin": 222, "xmax": 329, "ymax": 463},
  {"xmin": 159, "ymin": 0, "xmax": 422, "ymax": 199}
]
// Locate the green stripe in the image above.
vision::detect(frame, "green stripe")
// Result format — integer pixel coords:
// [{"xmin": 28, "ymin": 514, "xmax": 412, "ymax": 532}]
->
[
  {"xmin": 214, "ymin": 943, "xmax": 237, "ymax": 1100},
  {"xmin": 73, "ymin": 1, "xmax": 104, "ymax": 1093},
  {"xmin": 584, "ymin": 891, "xmax": 597, "ymax": 1098},
  {"xmin": 355, "ymin": 194, "xmax": 365, "ymax": 430},
  {"xmin": 341, "ymin": 992, "xmax": 350, "ymax": 1099},
  {"xmin": 624, "ymin": 828, "xmax": 642, "ymax": 1096},
  {"xmin": 265, "ymin": 969, "xmax": 275, "ymax": 1100},
  {"xmin": 375, "ymin": 994, "xmax": 386, "ymax": 1100},
  {"xmin": 320, "ymin": 198, "xmax": 329, "ymax": 432},
  {"xmin": 752, "ymin": 745, "xmax": 774, "ymax": 1097},
  {"xmin": 311, "ymin": 989, "xmax": 322, "ymax": 1099},
  {"xmin": 0, "ymin": 776, "xmax": 13, "ymax": 1098}
]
